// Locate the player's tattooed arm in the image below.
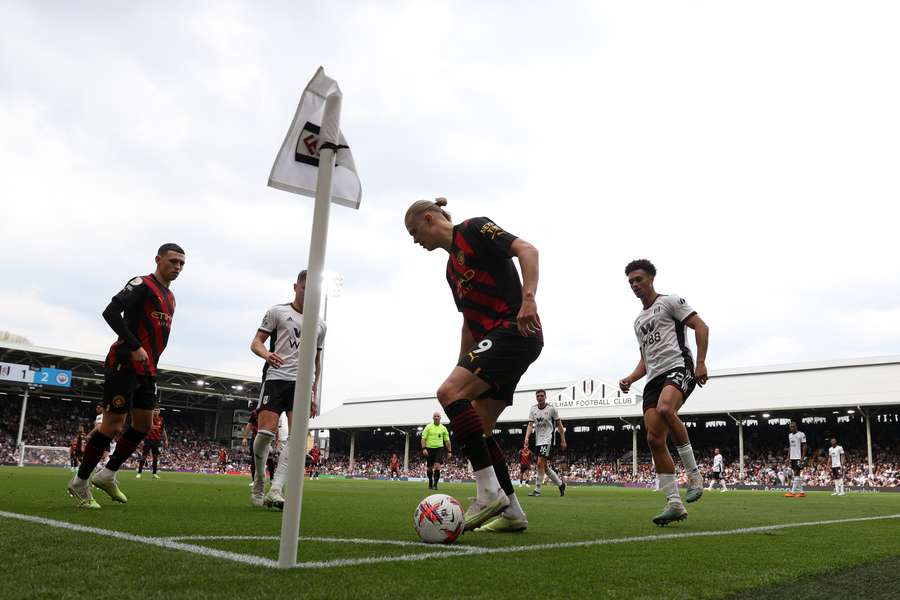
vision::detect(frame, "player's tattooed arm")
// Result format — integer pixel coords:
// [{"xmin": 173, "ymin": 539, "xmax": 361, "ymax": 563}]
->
[
  {"xmin": 619, "ymin": 357, "xmax": 647, "ymax": 393},
  {"xmin": 523, "ymin": 421, "xmax": 534, "ymax": 448},
  {"xmin": 251, "ymin": 329, "xmax": 284, "ymax": 368},
  {"xmin": 510, "ymin": 238, "xmax": 541, "ymax": 337},
  {"xmin": 685, "ymin": 314, "xmax": 710, "ymax": 386}
]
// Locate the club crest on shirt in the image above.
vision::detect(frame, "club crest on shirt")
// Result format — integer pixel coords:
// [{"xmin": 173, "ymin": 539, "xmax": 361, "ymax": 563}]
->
[
  {"xmin": 456, "ymin": 251, "xmax": 466, "ymax": 266},
  {"xmin": 112, "ymin": 395, "xmax": 126, "ymax": 408}
]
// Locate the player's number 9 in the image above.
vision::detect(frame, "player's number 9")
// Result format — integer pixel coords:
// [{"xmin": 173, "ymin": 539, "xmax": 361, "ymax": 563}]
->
[{"xmin": 472, "ymin": 340, "xmax": 493, "ymax": 354}]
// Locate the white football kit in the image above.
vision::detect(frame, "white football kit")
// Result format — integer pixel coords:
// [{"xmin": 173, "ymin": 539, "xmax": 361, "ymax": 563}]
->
[
  {"xmin": 258, "ymin": 303, "xmax": 326, "ymax": 382},
  {"xmin": 529, "ymin": 404, "xmax": 559, "ymax": 447},
  {"xmin": 788, "ymin": 431, "xmax": 806, "ymax": 460},
  {"xmin": 633, "ymin": 294, "xmax": 697, "ymax": 381}
]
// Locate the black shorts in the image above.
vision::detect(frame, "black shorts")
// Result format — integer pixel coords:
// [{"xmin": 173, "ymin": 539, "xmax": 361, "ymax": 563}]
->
[
  {"xmin": 103, "ymin": 369, "xmax": 158, "ymax": 414},
  {"xmin": 832, "ymin": 466, "xmax": 843, "ymax": 479},
  {"xmin": 258, "ymin": 379, "xmax": 295, "ymax": 414},
  {"xmin": 519, "ymin": 463, "xmax": 531, "ymax": 472},
  {"xmin": 536, "ymin": 444, "xmax": 552, "ymax": 459},
  {"xmin": 143, "ymin": 440, "xmax": 162, "ymax": 455},
  {"xmin": 790, "ymin": 459, "xmax": 803, "ymax": 476},
  {"xmin": 457, "ymin": 326, "xmax": 543, "ymax": 405},
  {"xmin": 425, "ymin": 448, "xmax": 445, "ymax": 466},
  {"xmin": 642, "ymin": 368, "xmax": 696, "ymax": 412},
  {"xmin": 712, "ymin": 471, "xmax": 721, "ymax": 480}
]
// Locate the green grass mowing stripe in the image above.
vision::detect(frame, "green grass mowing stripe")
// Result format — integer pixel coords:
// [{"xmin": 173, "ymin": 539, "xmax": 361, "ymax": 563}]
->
[
  {"xmin": 0, "ymin": 510, "xmax": 277, "ymax": 568},
  {"xmin": 725, "ymin": 555, "xmax": 900, "ymax": 600},
  {"xmin": 7, "ymin": 507, "xmax": 896, "ymax": 571},
  {"xmin": 3, "ymin": 468, "xmax": 900, "ymax": 599}
]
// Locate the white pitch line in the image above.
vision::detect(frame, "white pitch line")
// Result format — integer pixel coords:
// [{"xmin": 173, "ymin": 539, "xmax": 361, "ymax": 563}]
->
[
  {"xmin": 4, "ymin": 510, "xmax": 899, "ymax": 571},
  {"xmin": 291, "ymin": 512, "xmax": 900, "ymax": 570},
  {"xmin": 0, "ymin": 511, "xmax": 278, "ymax": 568},
  {"xmin": 165, "ymin": 534, "xmax": 472, "ymax": 550}
]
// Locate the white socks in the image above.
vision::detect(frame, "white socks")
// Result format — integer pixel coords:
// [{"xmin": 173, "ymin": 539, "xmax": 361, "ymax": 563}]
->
[
  {"xmin": 473, "ymin": 466, "xmax": 501, "ymax": 499},
  {"xmin": 253, "ymin": 430, "xmax": 275, "ymax": 485},
  {"xmin": 271, "ymin": 441, "xmax": 290, "ymax": 491},
  {"xmin": 659, "ymin": 473, "xmax": 681, "ymax": 504},
  {"xmin": 676, "ymin": 443, "xmax": 699, "ymax": 475},
  {"xmin": 545, "ymin": 467, "xmax": 561, "ymax": 486},
  {"xmin": 506, "ymin": 493, "xmax": 525, "ymax": 518}
]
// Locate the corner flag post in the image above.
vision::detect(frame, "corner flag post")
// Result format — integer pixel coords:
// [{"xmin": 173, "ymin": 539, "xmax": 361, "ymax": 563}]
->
[{"xmin": 276, "ymin": 92, "xmax": 342, "ymax": 569}]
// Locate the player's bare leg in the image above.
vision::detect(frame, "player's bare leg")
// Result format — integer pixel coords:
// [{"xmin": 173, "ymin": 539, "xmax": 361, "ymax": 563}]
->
[
  {"xmin": 657, "ymin": 387, "xmax": 703, "ymax": 503},
  {"xmin": 645, "ymin": 408, "xmax": 687, "ymax": 525},
  {"xmin": 436, "ymin": 367, "xmax": 508, "ymax": 531},
  {"xmin": 474, "ymin": 398, "xmax": 527, "ymax": 532}
]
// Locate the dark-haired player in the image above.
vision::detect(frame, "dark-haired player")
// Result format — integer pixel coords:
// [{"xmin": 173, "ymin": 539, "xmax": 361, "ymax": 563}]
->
[
  {"xmin": 405, "ymin": 197, "xmax": 542, "ymax": 533},
  {"xmin": 518, "ymin": 445, "xmax": 532, "ymax": 486},
  {"xmin": 67, "ymin": 243, "xmax": 184, "ymax": 508},
  {"xmin": 786, "ymin": 420, "xmax": 807, "ymax": 497},
  {"xmin": 308, "ymin": 444, "xmax": 321, "ymax": 479},
  {"xmin": 525, "ymin": 389, "xmax": 567, "ymax": 497},
  {"xmin": 136, "ymin": 407, "xmax": 167, "ymax": 479},
  {"xmin": 619, "ymin": 259, "xmax": 709, "ymax": 525},
  {"xmin": 249, "ymin": 270, "xmax": 325, "ymax": 509},
  {"xmin": 828, "ymin": 437, "xmax": 845, "ymax": 496},
  {"xmin": 421, "ymin": 412, "xmax": 451, "ymax": 490},
  {"xmin": 389, "ymin": 453, "xmax": 401, "ymax": 479},
  {"xmin": 69, "ymin": 425, "xmax": 85, "ymax": 472},
  {"xmin": 242, "ymin": 406, "xmax": 275, "ymax": 485},
  {"xmin": 218, "ymin": 447, "xmax": 228, "ymax": 473}
]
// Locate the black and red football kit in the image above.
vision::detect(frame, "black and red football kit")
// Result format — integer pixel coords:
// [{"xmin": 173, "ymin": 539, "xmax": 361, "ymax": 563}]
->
[
  {"xmin": 142, "ymin": 415, "xmax": 164, "ymax": 455},
  {"xmin": 101, "ymin": 274, "xmax": 175, "ymax": 413},
  {"xmin": 446, "ymin": 217, "xmax": 542, "ymax": 404}
]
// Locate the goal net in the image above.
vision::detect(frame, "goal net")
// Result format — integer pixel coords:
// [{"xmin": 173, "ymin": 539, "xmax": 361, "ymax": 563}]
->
[{"xmin": 17, "ymin": 445, "xmax": 71, "ymax": 468}]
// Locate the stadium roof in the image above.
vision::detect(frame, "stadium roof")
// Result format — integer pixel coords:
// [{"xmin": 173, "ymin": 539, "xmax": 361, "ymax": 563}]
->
[
  {"xmin": 310, "ymin": 355, "xmax": 900, "ymax": 430},
  {"xmin": 0, "ymin": 340, "xmax": 261, "ymax": 412}
]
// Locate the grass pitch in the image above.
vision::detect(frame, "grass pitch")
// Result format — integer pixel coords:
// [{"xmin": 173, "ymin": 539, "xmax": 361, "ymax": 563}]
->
[{"xmin": 1, "ymin": 467, "xmax": 899, "ymax": 599}]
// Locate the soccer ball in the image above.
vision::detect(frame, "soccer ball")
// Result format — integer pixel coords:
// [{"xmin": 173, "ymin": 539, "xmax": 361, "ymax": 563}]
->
[{"xmin": 413, "ymin": 493, "xmax": 464, "ymax": 544}]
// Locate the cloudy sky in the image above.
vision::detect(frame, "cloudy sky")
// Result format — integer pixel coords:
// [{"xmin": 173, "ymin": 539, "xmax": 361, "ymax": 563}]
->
[{"xmin": 2, "ymin": 1, "xmax": 899, "ymax": 414}]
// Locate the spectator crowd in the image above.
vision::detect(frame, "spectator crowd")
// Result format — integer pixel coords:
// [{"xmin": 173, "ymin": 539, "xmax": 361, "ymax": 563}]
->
[{"xmin": 2, "ymin": 400, "xmax": 898, "ymax": 488}]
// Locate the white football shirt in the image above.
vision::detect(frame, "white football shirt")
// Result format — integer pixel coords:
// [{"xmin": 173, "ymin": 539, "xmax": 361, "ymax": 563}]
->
[
  {"xmin": 633, "ymin": 294, "xmax": 697, "ymax": 381},
  {"xmin": 529, "ymin": 404, "xmax": 559, "ymax": 446},
  {"xmin": 829, "ymin": 445, "xmax": 844, "ymax": 467},
  {"xmin": 788, "ymin": 431, "xmax": 806, "ymax": 460},
  {"xmin": 258, "ymin": 303, "xmax": 326, "ymax": 382},
  {"xmin": 713, "ymin": 453, "xmax": 724, "ymax": 472}
]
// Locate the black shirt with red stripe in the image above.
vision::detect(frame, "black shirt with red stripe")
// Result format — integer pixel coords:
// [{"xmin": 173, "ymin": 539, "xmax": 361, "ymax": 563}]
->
[
  {"xmin": 446, "ymin": 217, "xmax": 531, "ymax": 342},
  {"xmin": 104, "ymin": 274, "xmax": 176, "ymax": 377},
  {"xmin": 519, "ymin": 448, "xmax": 532, "ymax": 466},
  {"xmin": 249, "ymin": 409, "xmax": 259, "ymax": 436},
  {"xmin": 146, "ymin": 415, "xmax": 164, "ymax": 442}
]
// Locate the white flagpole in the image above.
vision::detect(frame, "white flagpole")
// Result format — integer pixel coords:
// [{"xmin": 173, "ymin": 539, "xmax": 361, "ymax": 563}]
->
[{"xmin": 277, "ymin": 92, "xmax": 342, "ymax": 569}]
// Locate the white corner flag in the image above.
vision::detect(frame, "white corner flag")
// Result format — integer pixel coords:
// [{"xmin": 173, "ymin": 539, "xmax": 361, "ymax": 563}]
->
[
  {"xmin": 268, "ymin": 67, "xmax": 361, "ymax": 569},
  {"xmin": 268, "ymin": 66, "xmax": 362, "ymax": 209}
]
